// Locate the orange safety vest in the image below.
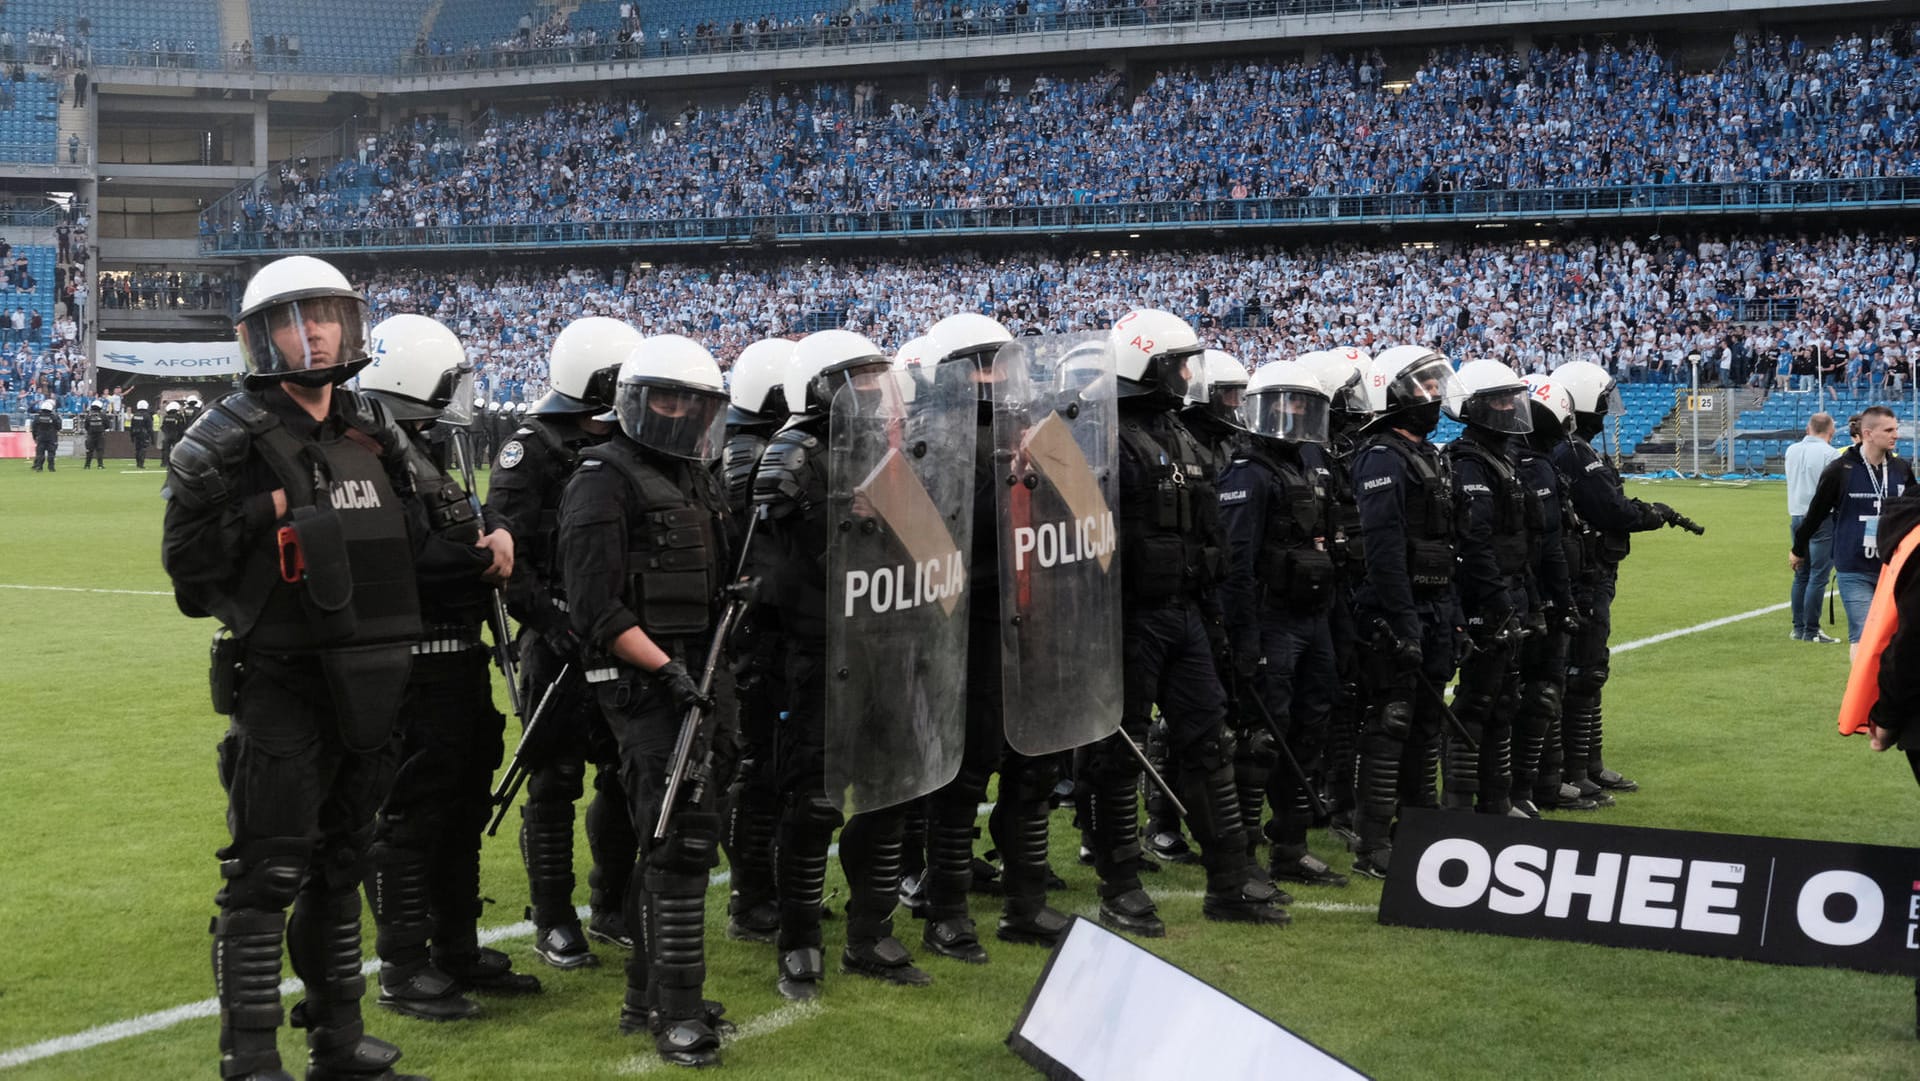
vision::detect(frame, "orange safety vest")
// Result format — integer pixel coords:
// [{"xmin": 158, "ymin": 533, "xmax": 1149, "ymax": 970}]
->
[{"xmin": 1836, "ymin": 525, "xmax": 1920, "ymax": 735}]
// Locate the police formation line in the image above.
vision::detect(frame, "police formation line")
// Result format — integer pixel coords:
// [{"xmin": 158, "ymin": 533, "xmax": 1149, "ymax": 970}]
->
[
  {"xmin": 161, "ymin": 255, "xmax": 1703, "ymax": 1080},
  {"xmin": 25, "ymin": 393, "xmax": 202, "ymax": 471}
]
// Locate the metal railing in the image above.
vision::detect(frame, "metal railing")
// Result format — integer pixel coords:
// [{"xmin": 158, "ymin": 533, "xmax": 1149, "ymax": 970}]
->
[
  {"xmin": 199, "ymin": 175, "xmax": 1920, "ymax": 255},
  {"xmin": 88, "ymin": 0, "xmax": 1593, "ymax": 78},
  {"xmin": 0, "ymin": 140, "xmax": 89, "ymax": 167}
]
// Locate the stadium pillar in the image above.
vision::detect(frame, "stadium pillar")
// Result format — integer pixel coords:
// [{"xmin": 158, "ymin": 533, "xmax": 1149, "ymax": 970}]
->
[{"xmin": 252, "ymin": 104, "xmax": 268, "ymax": 169}]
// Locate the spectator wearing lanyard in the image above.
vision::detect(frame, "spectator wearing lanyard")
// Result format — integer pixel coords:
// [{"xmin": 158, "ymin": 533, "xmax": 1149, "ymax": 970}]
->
[
  {"xmin": 1786, "ymin": 412, "xmax": 1841, "ymax": 643},
  {"xmin": 1794, "ymin": 405, "xmax": 1915, "ymax": 655}
]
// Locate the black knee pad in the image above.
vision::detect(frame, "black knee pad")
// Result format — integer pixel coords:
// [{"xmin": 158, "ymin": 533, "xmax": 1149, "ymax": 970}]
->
[
  {"xmin": 1084, "ymin": 735, "xmax": 1137, "ymax": 785},
  {"xmin": 1374, "ymin": 700, "xmax": 1413, "ymax": 741},
  {"xmin": 221, "ymin": 843, "xmax": 309, "ymax": 911},
  {"xmin": 651, "ymin": 811, "xmax": 722, "ymax": 875},
  {"xmin": 1000, "ymin": 754, "xmax": 1059, "ymax": 805},
  {"xmin": 1234, "ymin": 728, "xmax": 1278, "ymax": 770},
  {"xmin": 526, "ymin": 762, "xmax": 586, "ymax": 804},
  {"xmin": 788, "ymin": 794, "xmax": 844, "ymax": 846}
]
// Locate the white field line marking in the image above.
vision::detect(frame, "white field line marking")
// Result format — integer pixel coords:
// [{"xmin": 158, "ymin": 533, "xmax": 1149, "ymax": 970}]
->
[
  {"xmin": 0, "ymin": 597, "xmax": 1784, "ymax": 1069},
  {"xmin": 616, "ymin": 1002, "xmax": 825, "ymax": 1075},
  {"xmin": 1077, "ymin": 892, "xmax": 1376, "ymax": 917},
  {"xmin": 0, "ymin": 583, "xmax": 173, "ymax": 596},
  {"xmin": 1612, "ymin": 602, "xmax": 1790, "ymax": 654}
]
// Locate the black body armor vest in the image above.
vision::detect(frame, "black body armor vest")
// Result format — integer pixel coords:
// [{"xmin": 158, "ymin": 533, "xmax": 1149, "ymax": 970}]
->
[
  {"xmin": 1446, "ymin": 436, "xmax": 1529, "ymax": 577},
  {"xmin": 582, "ymin": 438, "xmax": 726, "ymax": 639},
  {"xmin": 1365, "ymin": 432, "xmax": 1455, "ymax": 594}
]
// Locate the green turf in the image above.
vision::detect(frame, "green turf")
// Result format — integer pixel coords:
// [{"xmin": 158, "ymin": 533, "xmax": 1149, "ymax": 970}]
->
[{"xmin": 1, "ymin": 462, "xmax": 1915, "ymax": 1079}]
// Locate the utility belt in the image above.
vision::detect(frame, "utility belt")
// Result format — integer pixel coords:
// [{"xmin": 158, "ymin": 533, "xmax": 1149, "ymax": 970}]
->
[{"xmin": 413, "ymin": 624, "xmax": 483, "ymax": 655}]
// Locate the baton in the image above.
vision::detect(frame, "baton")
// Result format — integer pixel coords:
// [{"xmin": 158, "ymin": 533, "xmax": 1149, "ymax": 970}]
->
[
  {"xmin": 450, "ymin": 428, "xmax": 523, "ymax": 717},
  {"xmin": 654, "ymin": 592, "xmax": 751, "ymax": 841},
  {"xmin": 1234, "ymin": 672, "xmax": 1329, "ymax": 820},
  {"xmin": 486, "ymin": 662, "xmax": 570, "ymax": 836},
  {"xmin": 1119, "ymin": 727, "xmax": 1188, "ymax": 821}
]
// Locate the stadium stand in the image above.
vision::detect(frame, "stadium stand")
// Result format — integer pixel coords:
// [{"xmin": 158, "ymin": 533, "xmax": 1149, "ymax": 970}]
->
[
  {"xmin": 249, "ymin": 0, "xmax": 435, "ymax": 71},
  {"xmin": 0, "ymin": 75, "xmax": 61, "ymax": 165},
  {"xmin": 0, "ymin": 244, "xmax": 59, "ymax": 350},
  {"xmin": 5, "ymin": 0, "xmax": 223, "ymax": 68}
]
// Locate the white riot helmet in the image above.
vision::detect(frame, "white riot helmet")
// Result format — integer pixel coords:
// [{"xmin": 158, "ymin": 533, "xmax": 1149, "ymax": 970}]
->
[
  {"xmin": 514, "ymin": 402, "xmax": 529, "ymax": 415},
  {"xmin": 164, "ymin": 401, "xmax": 181, "ymax": 413},
  {"xmin": 1196, "ymin": 349, "xmax": 1250, "ymax": 421},
  {"xmin": 90, "ymin": 399, "xmax": 104, "ymax": 411},
  {"xmin": 1549, "ymin": 360, "xmax": 1623, "ymax": 439},
  {"xmin": 186, "ymin": 396, "xmax": 202, "ymax": 410},
  {"xmin": 39, "ymin": 399, "xmax": 55, "ymax": 412},
  {"xmin": 1444, "ymin": 359, "xmax": 1533, "ymax": 436},
  {"xmin": 785, "ymin": 329, "xmax": 889, "ymax": 416},
  {"xmin": 612, "ymin": 335, "xmax": 728, "ymax": 463},
  {"xmin": 1298, "ymin": 348, "xmax": 1373, "ymax": 419},
  {"xmin": 892, "ymin": 334, "xmax": 941, "ymax": 372},
  {"xmin": 135, "ymin": 399, "xmax": 150, "ymax": 411},
  {"xmin": 1522, "ymin": 373, "xmax": 1575, "ymax": 437},
  {"xmin": 729, "ymin": 338, "xmax": 794, "ymax": 423},
  {"xmin": 1364, "ymin": 345, "xmax": 1461, "ymax": 433},
  {"xmin": 362, "ymin": 314, "xmax": 474, "ymax": 424},
  {"xmin": 1110, "ymin": 308, "xmax": 1203, "ymax": 401},
  {"xmin": 927, "ymin": 312, "xmax": 1013, "ymax": 401},
  {"xmin": 1241, "ymin": 361, "xmax": 1331, "ymax": 444},
  {"xmin": 536, "ymin": 316, "xmax": 644, "ymax": 416},
  {"xmin": 234, "ymin": 255, "xmax": 370, "ymax": 390}
]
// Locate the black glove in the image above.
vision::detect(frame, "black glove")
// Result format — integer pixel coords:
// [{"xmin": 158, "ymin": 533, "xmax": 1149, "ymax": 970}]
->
[
  {"xmin": 1372, "ymin": 618, "xmax": 1422, "ymax": 668},
  {"xmin": 1650, "ymin": 502, "xmax": 1677, "ymax": 524},
  {"xmin": 654, "ymin": 659, "xmax": 713, "ymax": 714},
  {"xmin": 1451, "ymin": 626, "xmax": 1472, "ymax": 668}
]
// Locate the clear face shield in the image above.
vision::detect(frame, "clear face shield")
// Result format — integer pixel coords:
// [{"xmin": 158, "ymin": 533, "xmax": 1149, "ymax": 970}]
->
[
  {"xmin": 1457, "ymin": 385, "xmax": 1535, "ymax": 435},
  {"xmin": 238, "ymin": 294, "xmax": 369, "ymax": 382},
  {"xmin": 614, "ymin": 379, "xmax": 730, "ymax": 463},
  {"xmin": 1327, "ymin": 369, "xmax": 1372, "ymax": 417},
  {"xmin": 1241, "ymin": 389, "xmax": 1331, "ymax": 444},
  {"xmin": 949, "ymin": 346, "xmax": 1003, "ymax": 402},
  {"xmin": 1156, "ymin": 346, "xmax": 1204, "ymax": 403},
  {"xmin": 438, "ymin": 366, "xmax": 477, "ymax": 426},
  {"xmin": 812, "ymin": 359, "xmax": 899, "ymax": 414},
  {"xmin": 1389, "ymin": 357, "xmax": 1460, "ymax": 409}
]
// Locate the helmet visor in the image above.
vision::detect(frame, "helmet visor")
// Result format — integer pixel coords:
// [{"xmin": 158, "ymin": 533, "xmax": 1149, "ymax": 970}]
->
[
  {"xmin": 1456, "ymin": 386, "xmax": 1534, "ymax": 434},
  {"xmin": 1387, "ymin": 357, "xmax": 1459, "ymax": 409},
  {"xmin": 1209, "ymin": 382, "xmax": 1248, "ymax": 426},
  {"xmin": 946, "ymin": 346, "xmax": 1003, "ymax": 402},
  {"xmin": 1241, "ymin": 389, "xmax": 1331, "ymax": 444},
  {"xmin": 1327, "ymin": 369, "xmax": 1372, "ymax": 416},
  {"xmin": 614, "ymin": 380, "xmax": 729, "ymax": 463},
  {"xmin": 813, "ymin": 359, "xmax": 898, "ymax": 415},
  {"xmin": 439, "ymin": 367, "xmax": 477, "ymax": 427},
  {"xmin": 1156, "ymin": 346, "xmax": 1204, "ymax": 403},
  {"xmin": 237, "ymin": 294, "xmax": 369, "ymax": 379}
]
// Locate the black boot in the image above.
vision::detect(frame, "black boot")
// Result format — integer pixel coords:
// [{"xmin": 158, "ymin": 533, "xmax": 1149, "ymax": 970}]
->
[
  {"xmin": 1351, "ymin": 726, "xmax": 1403, "ymax": 880},
  {"xmin": 921, "ymin": 790, "xmax": 987, "ymax": 964},
  {"xmin": 1141, "ymin": 718, "xmax": 1195, "ymax": 863},
  {"xmin": 1180, "ymin": 756, "xmax": 1289, "ymax": 927},
  {"xmin": 641, "ymin": 871, "xmax": 721, "ymax": 1068},
  {"xmin": 365, "ymin": 843, "xmax": 480, "ymax": 1022},
  {"xmin": 990, "ymin": 796, "xmax": 1068, "ymax": 947},
  {"xmin": 288, "ymin": 889, "xmax": 426, "ymax": 1081},
  {"xmin": 840, "ymin": 812, "xmax": 931, "ymax": 986},
  {"xmin": 722, "ymin": 776, "xmax": 780, "ymax": 944},
  {"xmin": 1587, "ymin": 706, "xmax": 1638, "ymax": 791},
  {"xmin": 772, "ymin": 796, "xmax": 836, "ymax": 1000},
  {"xmin": 213, "ymin": 908, "xmax": 294, "ymax": 1081},
  {"xmin": 431, "ymin": 922, "xmax": 541, "ymax": 997},
  {"xmin": 519, "ymin": 803, "xmax": 595, "ymax": 969}
]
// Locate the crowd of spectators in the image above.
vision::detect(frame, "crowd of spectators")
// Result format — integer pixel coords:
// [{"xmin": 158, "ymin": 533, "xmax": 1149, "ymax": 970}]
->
[
  {"xmin": 97, "ymin": 271, "xmax": 231, "ymax": 312},
  {"xmin": 354, "ymin": 230, "xmax": 1918, "ymax": 405},
  {"xmin": 210, "ymin": 26, "xmax": 1920, "ymax": 242}
]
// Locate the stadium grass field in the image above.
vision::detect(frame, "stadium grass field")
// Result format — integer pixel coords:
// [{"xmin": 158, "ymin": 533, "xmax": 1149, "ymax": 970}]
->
[{"xmin": 2, "ymin": 458, "xmax": 1917, "ymax": 1080}]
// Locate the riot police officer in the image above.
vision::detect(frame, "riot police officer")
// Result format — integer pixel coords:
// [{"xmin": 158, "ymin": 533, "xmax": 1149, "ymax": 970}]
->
[
  {"xmin": 160, "ymin": 400, "xmax": 185, "ymax": 463},
  {"xmin": 131, "ymin": 398, "xmax": 155, "ymax": 468},
  {"xmin": 1348, "ymin": 346, "xmax": 1464, "ymax": 878},
  {"xmin": 1218, "ymin": 361, "xmax": 1350, "ymax": 888},
  {"xmin": 163, "ymin": 255, "xmax": 429, "ymax": 1081},
  {"xmin": 29, "ymin": 399, "xmax": 57, "ymax": 471},
  {"xmin": 82, "ymin": 399, "xmax": 109, "ymax": 468},
  {"xmin": 484, "ymin": 317, "xmax": 643, "ymax": 968},
  {"xmin": 1440, "ymin": 360, "xmax": 1535, "ymax": 816},
  {"xmin": 357, "ymin": 314, "xmax": 540, "ymax": 1023},
  {"xmin": 1512, "ymin": 375, "xmax": 1592, "ymax": 814},
  {"xmin": 909, "ymin": 313, "xmax": 1073, "ymax": 964},
  {"xmin": 560, "ymin": 335, "xmax": 734, "ymax": 1065},
  {"xmin": 717, "ymin": 337, "xmax": 794, "ymax": 944},
  {"xmin": 1548, "ymin": 360, "xmax": 1696, "ymax": 800},
  {"xmin": 184, "ymin": 395, "xmax": 205, "ymax": 426},
  {"xmin": 1296, "ymin": 348, "xmax": 1372, "ymax": 844},
  {"xmin": 1081, "ymin": 309, "xmax": 1288, "ymax": 935},
  {"xmin": 752, "ymin": 330, "xmax": 937, "ymax": 997}
]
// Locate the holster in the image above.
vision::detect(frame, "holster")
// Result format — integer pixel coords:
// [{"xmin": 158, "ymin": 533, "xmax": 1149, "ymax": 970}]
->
[
  {"xmin": 209, "ymin": 631, "xmax": 244, "ymax": 716},
  {"xmin": 288, "ymin": 504, "xmax": 357, "ymax": 642},
  {"xmin": 319, "ymin": 644, "xmax": 414, "ymax": 753}
]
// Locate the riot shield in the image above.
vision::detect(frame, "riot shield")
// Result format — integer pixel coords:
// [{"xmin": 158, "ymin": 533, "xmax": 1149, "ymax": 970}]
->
[
  {"xmin": 825, "ymin": 360, "xmax": 975, "ymax": 816},
  {"xmin": 993, "ymin": 334, "xmax": 1123, "ymax": 756}
]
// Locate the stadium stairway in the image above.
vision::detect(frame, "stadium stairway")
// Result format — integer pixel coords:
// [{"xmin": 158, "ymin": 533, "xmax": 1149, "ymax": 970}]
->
[
  {"xmin": 219, "ymin": 0, "xmax": 252, "ymax": 57},
  {"xmin": 55, "ymin": 95, "xmax": 86, "ymax": 167}
]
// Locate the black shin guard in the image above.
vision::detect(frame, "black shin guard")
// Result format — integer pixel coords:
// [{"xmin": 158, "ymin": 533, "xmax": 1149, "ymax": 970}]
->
[
  {"xmin": 839, "ymin": 812, "xmax": 905, "ymax": 946},
  {"xmin": 364, "ymin": 842, "xmax": 434, "ymax": 970},
  {"xmin": 286, "ymin": 889, "xmax": 378, "ymax": 1070},
  {"xmin": 213, "ymin": 909, "xmax": 288, "ymax": 1079},
  {"xmin": 519, "ymin": 802, "xmax": 579, "ymax": 931},
  {"xmin": 586, "ymin": 771, "xmax": 638, "ymax": 916},
  {"xmin": 721, "ymin": 780, "xmax": 779, "ymax": 918}
]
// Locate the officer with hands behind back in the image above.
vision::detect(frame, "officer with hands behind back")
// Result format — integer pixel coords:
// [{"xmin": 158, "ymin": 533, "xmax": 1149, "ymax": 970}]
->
[{"xmin": 162, "ymin": 255, "xmax": 431, "ymax": 1081}]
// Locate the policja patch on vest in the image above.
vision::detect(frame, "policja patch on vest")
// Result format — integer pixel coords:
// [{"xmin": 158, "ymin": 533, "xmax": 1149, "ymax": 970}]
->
[{"xmin": 496, "ymin": 440, "xmax": 525, "ymax": 469}]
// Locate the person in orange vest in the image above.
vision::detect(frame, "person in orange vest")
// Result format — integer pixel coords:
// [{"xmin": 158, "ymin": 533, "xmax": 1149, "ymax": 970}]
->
[{"xmin": 1840, "ymin": 491, "xmax": 1920, "ymax": 780}]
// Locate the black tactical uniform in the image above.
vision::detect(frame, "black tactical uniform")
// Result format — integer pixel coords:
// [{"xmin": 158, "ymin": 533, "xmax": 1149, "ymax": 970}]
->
[
  {"xmin": 753, "ymin": 413, "xmax": 929, "ymax": 996},
  {"xmin": 131, "ymin": 405, "xmax": 155, "ymax": 468},
  {"xmin": 1509, "ymin": 431, "xmax": 1587, "ymax": 813},
  {"xmin": 1550, "ymin": 430, "xmax": 1666, "ymax": 799},
  {"xmin": 1079, "ymin": 400, "xmax": 1286, "ymax": 934},
  {"xmin": 1444, "ymin": 427, "xmax": 1530, "ymax": 814},
  {"xmin": 484, "ymin": 416, "xmax": 639, "ymax": 965},
  {"xmin": 365, "ymin": 426, "xmax": 539, "ymax": 1022},
  {"xmin": 1320, "ymin": 421, "xmax": 1369, "ymax": 845},
  {"xmin": 82, "ymin": 406, "xmax": 109, "ymax": 468},
  {"xmin": 717, "ymin": 410, "xmax": 783, "ymax": 942},
  {"xmin": 161, "ymin": 407, "xmax": 186, "ymax": 464},
  {"xmin": 164, "ymin": 386, "xmax": 428, "ymax": 1081},
  {"xmin": 561, "ymin": 431, "xmax": 730, "ymax": 1062},
  {"xmin": 1350, "ymin": 428, "xmax": 1459, "ymax": 877},
  {"xmin": 30, "ymin": 406, "xmax": 57, "ymax": 471}
]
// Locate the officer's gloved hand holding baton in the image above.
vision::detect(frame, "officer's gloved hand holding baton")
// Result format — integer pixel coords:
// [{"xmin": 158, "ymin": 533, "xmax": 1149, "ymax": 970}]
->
[
  {"xmin": 654, "ymin": 659, "xmax": 715, "ymax": 714},
  {"xmin": 1650, "ymin": 502, "xmax": 1706, "ymax": 536}
]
